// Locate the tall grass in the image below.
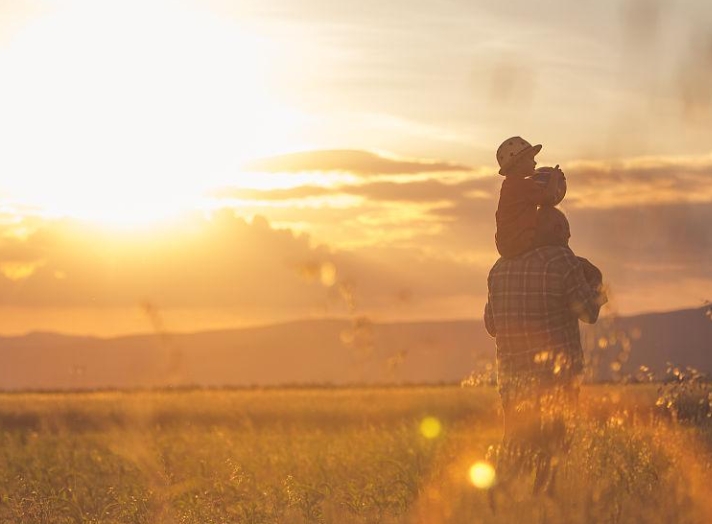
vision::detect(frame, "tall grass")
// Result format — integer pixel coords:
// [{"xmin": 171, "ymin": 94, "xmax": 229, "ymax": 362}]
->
[{"xmin": 0, "ymin": 386, "xmax": 710, "ymax": 523}]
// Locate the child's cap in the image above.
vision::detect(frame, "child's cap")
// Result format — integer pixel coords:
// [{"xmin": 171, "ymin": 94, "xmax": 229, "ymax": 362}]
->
[{"xmin": 496, "ymin": 136, "xmax": 542, "ymax": 175}]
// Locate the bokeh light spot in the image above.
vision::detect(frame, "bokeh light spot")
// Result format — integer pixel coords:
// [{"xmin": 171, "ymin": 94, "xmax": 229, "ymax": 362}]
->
[
  {"xmin": 469, "ymin": 461, "xmax": 496, "ymax": 489},
  {"xmin": 320, "ymin": 262, "xmax": 337, "ymax": 287},
  {"xmin": 419, "ymin": 416, "xmax": 442, "ymax": 439}
]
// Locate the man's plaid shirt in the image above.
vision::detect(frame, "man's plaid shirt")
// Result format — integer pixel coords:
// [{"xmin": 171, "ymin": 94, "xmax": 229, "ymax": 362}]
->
[{"xmin": 484, "ymin": 246, "xmax": 603, "ymax": 390}]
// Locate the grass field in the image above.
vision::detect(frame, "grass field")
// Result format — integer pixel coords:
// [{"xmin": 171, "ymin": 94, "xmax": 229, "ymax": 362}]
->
[{"xmin": 0, "ymin": 384, "xmax": 710, "ymax": 524}]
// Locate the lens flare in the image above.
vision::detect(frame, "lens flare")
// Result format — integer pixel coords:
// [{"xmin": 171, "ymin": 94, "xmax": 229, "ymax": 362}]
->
[
  {"xmin": 468, "ymin": 461, "xmax": 496, "ymax": 489},
  {"xmin": 320, "ymin": 262, "xmax": 337, "ymax": 287},
  {"xmin": 419, "ymin": 416, "xmax": 442, "ymax": 439}
]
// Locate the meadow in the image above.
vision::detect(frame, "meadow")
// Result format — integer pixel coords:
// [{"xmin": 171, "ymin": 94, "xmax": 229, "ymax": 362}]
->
[{"xmin": 0, "ymin": 384, "xmax": 710, "ymax": 524}]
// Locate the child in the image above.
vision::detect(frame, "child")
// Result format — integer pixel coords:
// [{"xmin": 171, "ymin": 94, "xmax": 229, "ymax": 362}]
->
[{"xmin": 495, "ymin": 136, "xmax": 565, "ymax": 258}]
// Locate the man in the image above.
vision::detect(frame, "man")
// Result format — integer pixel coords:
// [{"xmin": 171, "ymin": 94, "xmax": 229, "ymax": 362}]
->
[{"xmin": 484, "ymin": 206, "xmax": 607, "ymax": 498}]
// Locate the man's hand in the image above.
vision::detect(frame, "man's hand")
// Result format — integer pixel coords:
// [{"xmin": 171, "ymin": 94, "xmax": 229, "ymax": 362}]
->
[{"xmin": 577, "ymin": 256, "xmax": 608, "ymax": 306}]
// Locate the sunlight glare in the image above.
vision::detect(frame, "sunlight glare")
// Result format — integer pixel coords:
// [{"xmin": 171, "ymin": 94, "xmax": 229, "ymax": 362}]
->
[
  {"xmin": 0, "ymin": 0, "xmax": 305, "ymax": 226},
  {"xmin": 0, "ymin": 260, "xmax": 45, "ymax": 281},
  {"xmin": 468, "ymin": 461, "xmax": 496, "ymax": 489}
]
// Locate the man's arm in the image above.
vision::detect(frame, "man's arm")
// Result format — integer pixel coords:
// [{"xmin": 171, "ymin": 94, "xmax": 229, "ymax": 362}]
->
[
  {"xmin": 563, "ymin": 255, "xmax": 607, "ymax": 324},
  {"xmin": 576, "ymin": 256, "xmax": 603, "ymax": 289},
  {"xmin": 484, "ymin": 301, "xmax": 496, "ymax": 337}
]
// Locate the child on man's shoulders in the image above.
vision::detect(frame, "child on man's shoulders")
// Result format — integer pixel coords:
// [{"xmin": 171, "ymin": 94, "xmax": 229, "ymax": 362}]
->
[
  {"xmin": 494, "ymin": 136, "xmax": 566, "ymax": 259},
  {"xmin": 494, "ymin": 136, "xmax": 604, "ymax": 295}
]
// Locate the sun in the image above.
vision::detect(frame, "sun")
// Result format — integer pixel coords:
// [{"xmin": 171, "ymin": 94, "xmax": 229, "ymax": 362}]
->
[{"xmin": 0, "ymin": 0, "xmax": 304, "ymax": 226}]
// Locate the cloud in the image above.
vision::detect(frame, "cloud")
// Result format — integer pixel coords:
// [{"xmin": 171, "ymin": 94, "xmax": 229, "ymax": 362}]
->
[
  {"xmin": 3, "ymin": 150, "xmax": 711, "ymax": 335},
  {"xmin": 242, "ymin": 149, "xmax": 471, "ymax": 176},
  {"xmin": 567, "ymin": 202, "xmax": 712, "ymax": 276},
  {"xmin": 213, "ymin": 185, "xmax": 334, "ymax": 201},
  {"xmin": 217, "ymin": 154, "xmax": 712, "ymax": 256},
  {"xmin": 562, "ymin": 153, "xmax": 712, "ymax": 208},
  {"xmin": 216, "ymin": 152, "xmax": 712, "ymax": 303},
  {"xmin": 411, "ymin": 187, "xmax": 712, "ymax": 315},
  {"xmin": 0, "ymin": 196, "xmax": 710, "ymax": 335},
  {"xmin": 0, "ymin": 212, "xmax": 327, "ymax": 309},
  {"xmin": 344, "ymin": 179, "xmax": 492, "ymax": 203},
  {"xmin": 0, "ymin": 211, "xmax": 487, "ymax": 318},
  {"xmin": 225, "ymin": 150, "xmax": 712, "ymax": 212},
  {"xmin": 214, "ymin": 176, "xmax": 497, "ymax": 204},
  {"xmin": 210, "ymin": 175, "xmax": 500, "ymax": 252},
  {"xmin": 425, "ymin": 196, "xmax": 712, "ymax": 275}
]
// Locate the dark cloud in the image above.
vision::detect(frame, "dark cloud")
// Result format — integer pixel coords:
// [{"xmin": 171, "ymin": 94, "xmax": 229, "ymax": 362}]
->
[
  {"xmin": 347, "ymin": 178, "xmax": 494, "ymax": 203},
  {"xmin": 568, "ymin": 202, "xmax": 712, "ymax": 276},
  {"xmin": 562, "ymin": 155, "xmax": 712, "ymax": 207},
  {"xmin": 211, "ymin": 153, "xmax": 712, "ymax": 315},
  {"xmin": 427, "ymin": 197, "xmax": 712, "ymax": 278},
  {"xmin": 565, "ymin": 202, "xmax": 712, "ymax": 313},
  {"xmin": 213, "ymin": 176, "xmax": 499, "ymax": 204},
  {"xmin": 420, "ymin": 198, "xmax": 712, "ymax": 314},
  {"xmin": 570, "ymin": 157, "xmax": 712, "ymax": 186},
  {"xmin": 242, "ymin": 149, "xmax": 471, "ymax": 176},
  {"xmin": 223, "ymin": 152, "xmax": 712, "ymax": 211}
]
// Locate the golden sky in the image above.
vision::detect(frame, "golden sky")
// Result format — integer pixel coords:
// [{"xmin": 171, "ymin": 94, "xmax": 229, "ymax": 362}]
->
[{"xmin": 0, "ymin": 0, "xmax": 710, "ymax": 335}]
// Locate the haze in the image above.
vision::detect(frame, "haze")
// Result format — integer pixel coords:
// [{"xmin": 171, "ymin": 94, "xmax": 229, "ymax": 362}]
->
[{"xmin": 0, "ymin": 0, "xmax": 710, "ymax": 335}]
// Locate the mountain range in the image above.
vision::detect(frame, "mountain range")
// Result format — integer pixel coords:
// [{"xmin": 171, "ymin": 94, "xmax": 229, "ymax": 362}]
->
[{"xmin": 0, "ymin": 307, "xmax": 709, "ymax": 390}]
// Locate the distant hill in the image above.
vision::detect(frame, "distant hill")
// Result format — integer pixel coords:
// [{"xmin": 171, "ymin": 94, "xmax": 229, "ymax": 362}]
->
[
  {"xmin": 0, "ymin": 308, "xmax": 709, "ymax": 390},
  {"xmin": 584, "ymin": 307, "xmax": 712, "ymax": 381}
]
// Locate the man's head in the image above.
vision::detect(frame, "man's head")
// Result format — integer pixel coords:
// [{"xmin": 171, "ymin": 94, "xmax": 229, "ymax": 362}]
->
[
  {"xmin": 534, "ymin": 206, "xmax": 570, "ymax": 247},
  {"xmin": 496, "ymin": 136, "xmax": 541, "ymax": 177}
]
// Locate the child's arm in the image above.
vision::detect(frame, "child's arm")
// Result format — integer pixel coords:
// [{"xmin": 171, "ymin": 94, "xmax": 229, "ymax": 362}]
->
[
  {"xmin": 540, "ymin": 165, "xmax": 565, "ymax": 205},
  {"xmin": 523, "ymin": 165, "xmax": 565, "ymax": 205}
]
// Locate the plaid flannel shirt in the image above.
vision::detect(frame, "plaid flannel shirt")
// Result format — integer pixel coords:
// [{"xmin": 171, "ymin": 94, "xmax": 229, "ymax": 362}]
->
[{"xmin": 484, "ymin": 246, "xmax": 603, "ymax": 391}]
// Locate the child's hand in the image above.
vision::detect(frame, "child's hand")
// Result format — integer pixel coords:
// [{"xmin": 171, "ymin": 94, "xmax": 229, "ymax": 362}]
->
[
  {"xmin": 553, "ymin": 164, "xmax": 566, "ymax": 181},
  {"xmin": 533, "ymin": 165, "xmax": 567, "ymax": 205}
]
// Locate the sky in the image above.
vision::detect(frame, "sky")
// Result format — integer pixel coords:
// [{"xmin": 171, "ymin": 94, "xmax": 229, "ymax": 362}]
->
[{"xmin": 0, "ymin": 0, "xmax": 710, "ymax": 335}]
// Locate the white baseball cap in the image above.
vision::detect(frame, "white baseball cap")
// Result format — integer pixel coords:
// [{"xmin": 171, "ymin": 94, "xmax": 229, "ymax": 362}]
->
[{"xmin": 496, "ymin": 136, "xmax": 542, "ymax": 175}]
